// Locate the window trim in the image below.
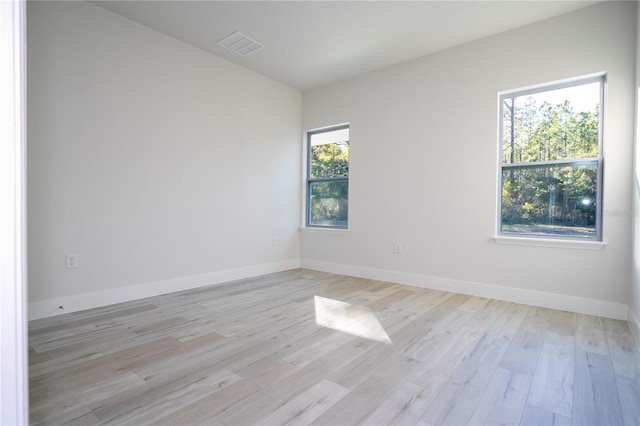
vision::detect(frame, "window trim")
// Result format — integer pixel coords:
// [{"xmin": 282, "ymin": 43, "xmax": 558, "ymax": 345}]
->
[
  {"xmin": 493, "ymin": 235, "xmax": 606, "ymax": 250},
  {"xmin": 496, "ymin": 74, "xmax": 606, "ymax": 242},
  {"xmin": 305, "ymin": 124, "xmax": 350, "ymax": 229}
]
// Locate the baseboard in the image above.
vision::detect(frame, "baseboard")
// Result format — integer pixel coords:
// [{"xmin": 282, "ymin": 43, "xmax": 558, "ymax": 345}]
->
[
  {"xmin": 629, "ymin": 309, "xmax": 640, "ymax": 348},
  {"xmin": 30, "ymin": 258, "xmax": 630, "ymax": 323},
  {"xmin": 301, "ymin": 259, "xmax": 628, "ymax": 320},
  {"xmin": 29, "ymin": 259, "xmax": 300, "ymax": 321}
]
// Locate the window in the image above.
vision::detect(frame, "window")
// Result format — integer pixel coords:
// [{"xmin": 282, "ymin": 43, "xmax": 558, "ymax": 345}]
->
[
  {"xmin": 499, "ymin": 75, "xmax": 604, "ymax": 240},
  {"xmin": 306, "ymin": 125, "xmax": 350, "ymax": 228}
]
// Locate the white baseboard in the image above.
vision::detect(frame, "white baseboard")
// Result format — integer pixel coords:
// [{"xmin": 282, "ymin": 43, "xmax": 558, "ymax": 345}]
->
[
  {"xmin": 301, "ymin": 259, "xmax": 628, "ymax": 320},
  {"xmin": 629, "ymin": 309, "xmax": 640, "ymax": 348},
  {"xmin": 29, "ymin": 259, "xmax": 300, "ymax": 321},
  {"xmin": 30, "ymin": 258, "xmax": 632, "ymax": 324}
]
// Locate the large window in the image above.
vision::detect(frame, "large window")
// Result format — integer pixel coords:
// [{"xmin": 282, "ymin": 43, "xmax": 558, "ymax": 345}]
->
[
  {"xmin": 499, "ymin": 76, "xmax": 604, "ymax": 240},
  {"xmin": 307, "ymin": 125, "xmax": 350, "ymax": 228}
]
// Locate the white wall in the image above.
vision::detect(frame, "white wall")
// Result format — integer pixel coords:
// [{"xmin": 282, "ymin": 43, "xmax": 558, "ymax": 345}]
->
[
  {"xmin": 301, "ymin": 1, "xmax": 637, "ymax": 319},
  {"xmin": 28, "ymin": 1, "xmax": 639, "ymax": 323},
  {"xmin": 27, "ymin": 1, "xmax": 301, "ymax": 319},
  {"xmin": 631, "ymin": 2, "xmax": 640, "ymax": 344}
]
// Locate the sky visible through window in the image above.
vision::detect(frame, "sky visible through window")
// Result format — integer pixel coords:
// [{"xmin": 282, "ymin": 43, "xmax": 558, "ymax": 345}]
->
[{"xmin": 521, "ymin": 81, "xmax": 599, "ymax": 114}]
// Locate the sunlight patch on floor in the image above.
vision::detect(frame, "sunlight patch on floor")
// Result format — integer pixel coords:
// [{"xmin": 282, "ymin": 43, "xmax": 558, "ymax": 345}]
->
[{"xmin": 314, "ymin": 295, "xmax": 392, "ymax": 344}]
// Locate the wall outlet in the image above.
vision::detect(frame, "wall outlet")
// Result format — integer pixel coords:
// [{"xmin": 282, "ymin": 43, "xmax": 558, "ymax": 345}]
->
[
  {"xmin": 66, "ymin": 254, "xmax": 78, "ymax": 269},
  {"xmin": 394, "ymin": 243, "xmax": 402, "ymax": 254},
  {"xmin": 272, "ymin": 236, "xmax": 279, "ymax": 246}
]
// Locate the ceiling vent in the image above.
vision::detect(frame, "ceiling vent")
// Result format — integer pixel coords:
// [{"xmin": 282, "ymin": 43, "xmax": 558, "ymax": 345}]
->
[{"xmin": 217, "ymin": 31, "xmax": 264, "ymax": 56}]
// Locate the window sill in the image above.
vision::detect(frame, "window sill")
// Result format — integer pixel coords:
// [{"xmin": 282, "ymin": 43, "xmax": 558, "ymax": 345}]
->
[
  {"xmin": 493, "ymin": 235, "xmax": 606, "ymax": 250},
  {"xmin": 299, "ymin": 226, "xmax": 349, "ymax": 235}
]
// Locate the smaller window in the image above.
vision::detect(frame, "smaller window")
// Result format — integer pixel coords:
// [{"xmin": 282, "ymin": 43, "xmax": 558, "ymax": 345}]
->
[
  {"xmin": 498, "ymin": 75, "xmax": 604, "ymax": 240},
  {"xmin": 306, "ymin": 125, "xmax": 350, "ymax": 228}
]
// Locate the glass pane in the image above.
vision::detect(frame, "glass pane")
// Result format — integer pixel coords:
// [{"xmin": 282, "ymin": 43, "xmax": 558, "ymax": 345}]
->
[
  {"xmin": 310, "ymin": 127, "xmax": 349, "ymax": 147},
  {"xmin": 502, "ymin": 81, "xmax": 600, "ymax": 164},
  {"xmin": 309, "ymin": 180, "xmax": 348, "ymax": 227},
  {"xmin": 310, "ymin": 142, "xmax": 349, "ymax": 179},
  {"xmin": 501, "ymin": 163, "xmax": 597, "ymax": 238}
]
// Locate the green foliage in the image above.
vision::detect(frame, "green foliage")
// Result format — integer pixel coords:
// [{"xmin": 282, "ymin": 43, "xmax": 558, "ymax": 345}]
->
[
  {"xmin": 503, "ymin": 99, "xmax": 599, "ymax": 164},
  {"xmin": 309, "ymin": 180, "xmax": 348, "ymax": 226},
  {"xmin": 311, "ymin": 143, "xmax": 349, "ymax": 178},
  {"xmin": 502, "ymin": 165, "xmax": 596, "ymax": 229}
]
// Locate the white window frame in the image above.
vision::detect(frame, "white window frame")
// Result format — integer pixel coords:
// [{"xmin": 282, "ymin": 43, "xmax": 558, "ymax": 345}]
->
[{"xmin": 496, "ymin": 74, "xmax": 605, "ymax": 243}]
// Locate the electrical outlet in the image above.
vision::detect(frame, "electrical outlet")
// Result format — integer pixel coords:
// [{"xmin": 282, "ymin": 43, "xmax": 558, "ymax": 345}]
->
[
  {"xmin": 66, "ymin": 254, "xmax": 78, "ymax": 269},
  {"xmin": 394, "ymin": 243, "xmax": 402, "ymax": 254},
  {"xmin": 272, "ymin": 236, "xmax": 279, "ymax": 246}
]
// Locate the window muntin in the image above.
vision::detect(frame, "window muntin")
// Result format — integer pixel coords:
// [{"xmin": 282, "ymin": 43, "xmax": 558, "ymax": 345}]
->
[
  {"xmin": 307, "ymin": 125, "xmax": 349, "ymax": 228},
  {"xmin": 499, "ymin": 76, "xmax": 604, "ymax": 240}
]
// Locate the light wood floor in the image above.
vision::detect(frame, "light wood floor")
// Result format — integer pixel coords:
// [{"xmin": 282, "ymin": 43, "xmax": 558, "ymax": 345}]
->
[{"xmin": 29, "ymin": 269, "xmax": 640, "ymax": 426}]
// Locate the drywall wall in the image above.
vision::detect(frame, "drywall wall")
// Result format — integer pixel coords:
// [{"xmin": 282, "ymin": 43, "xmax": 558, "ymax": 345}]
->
[
  {"xmin": 301, "ymin": 1, "xmax": 636, "ymax": 319},
  {"xmin": 631, "ymin": 2, "xmax": 640, "ymax": 344},
  {"xmin": 27, "ymin": 1, "xmax": 301, "ymax": 319}
]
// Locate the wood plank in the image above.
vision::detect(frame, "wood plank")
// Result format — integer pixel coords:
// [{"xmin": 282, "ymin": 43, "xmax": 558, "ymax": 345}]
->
[
  {"xmin": 30, "ymin": 372, "xmax": 146, "ymax": 425},
  {"xmin": 30, "ymin": 405, "xmax": 99, "ymax": 426},
  {"xmin": 605, "ymin": 318, "xmax": 640, "ymax": 379},
  {"xmin": 29, "ymin": 344, "xmax": 104, "ymax": 378},
  {"xmin": 519, "ymin": 403, "xmax": 572, "ymax": 426},
  {"xmin": 419, "ymin": 302, "xmax": 529, "ymax": 425},
  {"xmin": 410, "ymin": 320, "xmax": 484, "ymax": 391},
  {"xmin": 30, "ymin": 337, "xmax": 181, "ymax": 395},
  {"xmin": 616, "ymin": 374, "xmax": 640, "ymax": 426},
  {"xmin": 468, "ymin": 367, "xmax": 531, "ymax": 426},
  {"xmin": 526, "ymin": 314, "xmax": 576, "ymax": 417},
  {"xmin": 500, "ymin": 315, "xmax": 548, "ymax": 375},
  {"xmin": 216, "ymin": 337, "xmax": 378, "ymax": 425},
  {"xmin": 310, "ymin": 376, "xmax": 392, "ymax": 425},
  {"xmin": 366, "ymin": 288, "xmax": 416, "ymax": 313},
  {"xmin": 155, "ymin": 358, "xmax": 298, "ymax": 425},
  {"xmin": 576, "ymin": 314, "xmax": 609, "ymax": 356},
  {"xmin": 282, "ymin": 329, "xmax": 354, "ymax": 370},
  {"xmin": 257, "ymin": 379, "xmax": 350, "ymax": 426},
  {"xmin": 100, "ymin": 369, "xmax": 242, "ymax": 425},
  {"xmin": 392, "ymin": 308, "xmax": 473, "ymax": 362},
  {"xmin": 133, "ymin": 330, "xmax": 292, "ymax": 381},
  {"xmin": 457, "ymin": 295, "xmax": 491, "ymax": 313},
  {"xmin": 359, "ymin": 381, "xmax": 436, "ymax": 426},
  {"xmin": 572, "ymin": 349, "xmax": 624, "ymax": 426},
  {"xmin": 329, "ymin": 343, "xmax": 397, "ymax": 390}
]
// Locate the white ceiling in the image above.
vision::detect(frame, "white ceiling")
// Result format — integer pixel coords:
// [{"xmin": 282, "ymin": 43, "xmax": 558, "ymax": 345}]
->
[{"xmin": 91, "ymin": 1, "xmax": 600, "ymax": 91}]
